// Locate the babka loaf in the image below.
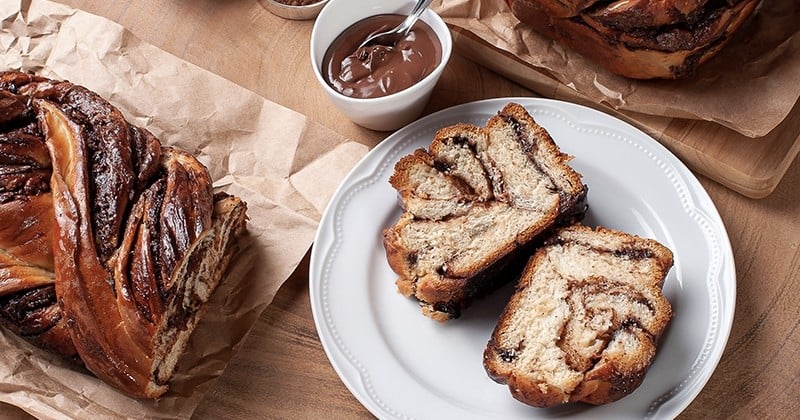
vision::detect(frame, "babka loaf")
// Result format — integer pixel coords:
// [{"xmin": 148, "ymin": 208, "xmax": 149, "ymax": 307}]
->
[
  {"xmin": 383, "ymin": 103, "xmax": 587, "ymax": 321},
  {"xmin": 484, "ymin": 224, "xmax": 673, "ymax": 406},
  {"xmin": 0, "ymin": 71, "xmax": 248, "ymax": 399},
  {"xmin": 0, "ymin": 104, "xmax": 78, "ymax": 359},
  {"xmin": 505, "ymin": 0, "xmax": 760, "ymax": 79}
]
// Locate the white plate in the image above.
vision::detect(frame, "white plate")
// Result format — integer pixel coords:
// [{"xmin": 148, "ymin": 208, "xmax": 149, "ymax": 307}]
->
[{"xmin": 310, "ymin": 98, "xmax": 735, "ymax": 419}]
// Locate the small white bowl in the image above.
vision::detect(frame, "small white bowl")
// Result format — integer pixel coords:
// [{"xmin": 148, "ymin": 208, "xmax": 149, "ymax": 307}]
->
[
  {"xmin": 261, "ymin": 0, "xmax": 329, "ymax": 20},
  {"xmin": 310, "ymin": 0, "xmax": 453, "ymax": 131}
]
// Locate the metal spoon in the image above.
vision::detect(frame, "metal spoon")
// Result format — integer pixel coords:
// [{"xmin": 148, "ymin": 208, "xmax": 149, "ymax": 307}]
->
[{"xmin": 357, "ymin": 0, "xmax": 434, "ymax": 49}]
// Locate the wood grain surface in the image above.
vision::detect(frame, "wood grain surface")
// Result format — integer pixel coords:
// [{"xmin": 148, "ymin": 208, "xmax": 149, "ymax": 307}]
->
[{"xmin": 3, "ymin": 0, "xmax": 799, "ymax": 418}]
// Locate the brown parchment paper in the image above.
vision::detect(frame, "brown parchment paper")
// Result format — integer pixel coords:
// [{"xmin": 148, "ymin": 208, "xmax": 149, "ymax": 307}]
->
[
  {"xmin": 431, "ymin": 0, "xmax": 800, "ymax": 138},
  {"xmin": 0, "ymin": 0, "xmax": 369, "ymax": 419}
]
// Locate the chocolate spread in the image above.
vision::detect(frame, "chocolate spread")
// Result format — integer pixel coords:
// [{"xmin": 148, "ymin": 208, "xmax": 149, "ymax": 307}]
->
[{"xmin": 322, "ymin": 14, "xmax": 441, "ymax": 99}]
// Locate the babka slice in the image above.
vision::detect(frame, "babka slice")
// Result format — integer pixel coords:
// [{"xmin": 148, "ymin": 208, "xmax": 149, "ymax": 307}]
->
[
  {"xmin": 484, "ymin": 224, "xmax": 673, "ymax": 406},
  {"xmin": 383, "ymin": 103, "xmax": 587, "ymax": 321}
]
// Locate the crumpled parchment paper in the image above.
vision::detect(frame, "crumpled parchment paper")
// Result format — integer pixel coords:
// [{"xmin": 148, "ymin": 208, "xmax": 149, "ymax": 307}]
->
[{"xmin": 432, "ymin": 0, "xmax": 800, "ymax": 138}]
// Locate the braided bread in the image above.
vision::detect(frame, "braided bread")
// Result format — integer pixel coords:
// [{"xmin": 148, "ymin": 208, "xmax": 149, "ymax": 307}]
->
[
  {"xmin": 0, "ymin": 71, "xmax": 247, "ymax": 398},
  {"xmin": 0, "ymin": 99, "xmax": 77, "ymax": 358},
  {"xmin": 506, "ymin": 0, "xmax": 760, "ymax": 79}
]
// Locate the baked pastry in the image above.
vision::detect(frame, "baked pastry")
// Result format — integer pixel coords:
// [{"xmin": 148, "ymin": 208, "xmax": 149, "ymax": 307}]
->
[
  {"xmin": 484, "ymin": 224, "xmax": 673, "ymax": 406},
  {"xmin": 0, "ymin": 104, "xmax": 78, "ymax": 359},
  {"xmin": 383, "ymin": 103, "xmax": 587, "ymax": 321},
  {"xmin": 0, "ymin": 71, "xmax": 248, "ymax": 399},
  {"xmin": 505, "ymin": 0, "xmax": 761, "ymax": 79}
]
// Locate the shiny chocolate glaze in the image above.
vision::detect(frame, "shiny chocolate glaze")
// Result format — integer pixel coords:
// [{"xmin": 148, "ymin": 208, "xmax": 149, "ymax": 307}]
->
[{"xmin": 323, "ymin": 14, "xmax": 441, "ymax": 99}]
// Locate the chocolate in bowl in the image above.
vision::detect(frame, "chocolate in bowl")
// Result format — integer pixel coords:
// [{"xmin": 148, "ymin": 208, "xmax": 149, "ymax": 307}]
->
[
  {"xmin": 322, "ymin": 14, "xmax": 442, "ymax": 99},
  {"xmin": 309, "ymin": 0, "xmax": 452, "ymax": 131}
]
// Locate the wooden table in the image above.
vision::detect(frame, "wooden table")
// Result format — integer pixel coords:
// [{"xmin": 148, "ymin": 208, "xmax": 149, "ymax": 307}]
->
[{"xmin": 5, "ymin": 1, "xmax": 799, "ymax": 418}]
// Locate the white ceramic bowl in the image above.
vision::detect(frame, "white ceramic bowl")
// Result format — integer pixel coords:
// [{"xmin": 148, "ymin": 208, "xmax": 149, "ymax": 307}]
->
[
  {"xmin": 261, "ymin": 0, "xmax": 328, "ymax": 20},
  {"xmin": 310, "ymin": 0, "xmax": 452, "ymax": 131}
]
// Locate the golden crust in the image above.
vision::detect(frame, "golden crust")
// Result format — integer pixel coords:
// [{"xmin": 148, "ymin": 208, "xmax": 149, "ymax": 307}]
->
[
  {"xmin": 0, "ymin": 71, "xmax": 247, "ymax": 399},
  {"xmin": 507, "ymin": 0, "xmax": 760, "ymax": 79}
]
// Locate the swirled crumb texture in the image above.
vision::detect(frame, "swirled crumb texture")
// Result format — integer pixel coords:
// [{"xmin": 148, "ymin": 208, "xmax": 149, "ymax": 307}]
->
[{"xmin": 484, "ymin": 224, "xmax": 673, "ymax": 407}]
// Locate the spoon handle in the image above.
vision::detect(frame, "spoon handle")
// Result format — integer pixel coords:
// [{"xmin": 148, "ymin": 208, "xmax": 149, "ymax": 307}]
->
[{"xmin": 399, "ymin": 0, "xmax": 435, "ymax": 36}]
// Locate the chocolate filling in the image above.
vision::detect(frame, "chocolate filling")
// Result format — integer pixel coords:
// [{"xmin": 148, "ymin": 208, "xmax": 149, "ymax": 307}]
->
[{"xmin": 0, "ymin": 286, "xmax": 60, "ymax": 336}]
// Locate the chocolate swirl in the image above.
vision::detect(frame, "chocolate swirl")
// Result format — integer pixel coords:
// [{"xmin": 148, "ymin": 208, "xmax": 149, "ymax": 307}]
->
[
  {"xmin": 0, "ymin": 71, "xmax": 247, "ymax": 398},
  {"xmin": 484, "ymin": 225, "xmax": 673, "ymax": 406},
  {"xmin": 0, "ymin": 76, "xmax": 75, "ymax": 358}
]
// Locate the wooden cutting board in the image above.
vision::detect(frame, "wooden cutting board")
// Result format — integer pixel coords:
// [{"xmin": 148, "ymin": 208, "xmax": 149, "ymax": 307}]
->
[{"xmin": 450, "ymin": 27, "xmax": 800, "ymax": 199}]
